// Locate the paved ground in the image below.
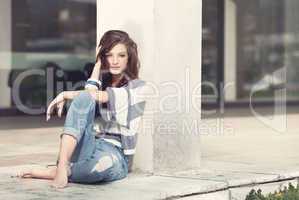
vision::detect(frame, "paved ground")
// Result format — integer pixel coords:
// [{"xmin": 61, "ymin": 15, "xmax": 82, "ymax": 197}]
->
[{"xmin": 0, "ymin": 108, "xmax": 299, "ymax": 199}]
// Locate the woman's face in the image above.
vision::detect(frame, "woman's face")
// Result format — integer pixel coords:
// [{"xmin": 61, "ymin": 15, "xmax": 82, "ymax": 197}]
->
[{"xmin": 105, "ymin": 43, "xmax": 128, "ymax": 75}]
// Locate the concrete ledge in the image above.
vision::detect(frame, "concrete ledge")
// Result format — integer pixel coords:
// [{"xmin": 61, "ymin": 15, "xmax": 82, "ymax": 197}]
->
[
  {"xmin": 1, "ymin": 165, "xmax": 299, "ymax": 200},
  {"xmin": 0, "ymin": 165, "xmax": 226, "ymax": 200}
]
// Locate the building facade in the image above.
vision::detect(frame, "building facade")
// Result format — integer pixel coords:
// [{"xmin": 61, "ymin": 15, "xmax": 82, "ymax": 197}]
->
[{"xmin": 0, "ymin": 0, "xmax": 298, "ymax": 115}]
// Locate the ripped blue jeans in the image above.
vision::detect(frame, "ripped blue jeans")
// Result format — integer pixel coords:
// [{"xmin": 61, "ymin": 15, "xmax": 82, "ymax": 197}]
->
[{"xmin": 61, "ymin": 91, "xmax": 129, "ymax": 184}]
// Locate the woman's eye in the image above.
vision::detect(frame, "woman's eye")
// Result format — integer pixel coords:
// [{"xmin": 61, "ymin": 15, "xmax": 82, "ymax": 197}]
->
[{"xmin": 105, "ymin": 54, "xmax": 126, "ymax": 58}]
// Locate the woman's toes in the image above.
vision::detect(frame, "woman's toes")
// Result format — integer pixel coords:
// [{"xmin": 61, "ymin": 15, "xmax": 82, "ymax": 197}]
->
[{"xmin": 14, "ymin": 170, "xmax": 32, "ymax": 178}]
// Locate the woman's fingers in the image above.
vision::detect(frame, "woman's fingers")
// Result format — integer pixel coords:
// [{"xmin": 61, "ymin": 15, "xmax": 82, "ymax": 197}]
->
[
  {"xmin": 57, "ymin": 101, "xmax": 65, "ymax": 118},
  {"xmin": 46, "ymin": 102, "xmax": 55, "ymax": 121},
  {"xmin": 46, "ymin": 97, "xmax": 58, "ymax": 121},
  {"xmin": 46, "ymin": 92, "xmax": 65, "ymax": 121},
  {"xmin": 56, "ymin": 93, "xmax": 65, "ymax": 117}
]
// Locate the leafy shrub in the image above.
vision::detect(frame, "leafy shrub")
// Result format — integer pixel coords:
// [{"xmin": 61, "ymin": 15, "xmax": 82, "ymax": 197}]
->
[{"xmin": 245, "ymin": 182, "xmax": 299, "ymax": 200}]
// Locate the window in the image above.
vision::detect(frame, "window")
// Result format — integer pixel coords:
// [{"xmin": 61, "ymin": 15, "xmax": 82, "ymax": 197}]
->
[
  {"xmin": 202, "ymin": 0, "xmax": 299, "ymax": 109},
  {"xmin": 0, "ymin": 0, "xmax": 96, "ymax": 114}
]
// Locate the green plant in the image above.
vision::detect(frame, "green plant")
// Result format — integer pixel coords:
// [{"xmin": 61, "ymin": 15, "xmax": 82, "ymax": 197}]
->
[{"xmin": 245, "ymin": 182, "xmax": 299, "ymax": 200}]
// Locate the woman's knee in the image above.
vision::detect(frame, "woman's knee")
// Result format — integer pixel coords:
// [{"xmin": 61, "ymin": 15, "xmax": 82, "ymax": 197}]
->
[
  {"xmin": 73, "ymin": 91, "xmax": 94, "ymax": 104},
  {"xmin": 71, "ymin": 91, "xmax": 96, "ymax": 113}
]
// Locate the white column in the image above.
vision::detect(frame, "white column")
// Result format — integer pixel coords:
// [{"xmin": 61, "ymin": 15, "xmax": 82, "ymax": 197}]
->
[
  {"xmin": 284, "ymin": 0, "xmax": 299, "ymax": 84},
  {"xmin": 97, "ymin": 0, "xmax": 155, "ymax": 173},
  {"xmin": 0, "ymin": 0, "xmax": 12, "ymax": 108},
  {"xmin": 224, "ymin": 0, "xmax": 237, "ymax": 101},
  {"xmin": 97, "ymin": 0, "xmax": 202, "ymax": 174}
]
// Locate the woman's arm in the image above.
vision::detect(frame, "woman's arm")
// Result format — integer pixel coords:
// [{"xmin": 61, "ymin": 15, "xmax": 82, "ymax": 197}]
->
[
  {"xmin": 63, "ymin": 90, "xmax": 108, "ymax": 103},
  {"xmin": 89, "ymin": 61, "xmax": 101, "ymax": 81},
  {"xmin": 84, "ymin": 60, "xmax": 103, "ymax": 91},
  {"xmin": 47, "ymin": 57, "xmax": 105, "ymax": 120},
  {"xmin": 46, "ymin": 90, "xmax": 108, "ymax": 121},
  {"xmin": 68, "ymin": 58, "xmax": 105, "ymax": 101}
]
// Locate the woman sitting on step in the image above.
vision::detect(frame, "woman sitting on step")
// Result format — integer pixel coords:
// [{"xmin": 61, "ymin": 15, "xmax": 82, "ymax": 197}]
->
[{"xmin": 16, "ymin": 30, "xmax": 147, "ymax": 189}]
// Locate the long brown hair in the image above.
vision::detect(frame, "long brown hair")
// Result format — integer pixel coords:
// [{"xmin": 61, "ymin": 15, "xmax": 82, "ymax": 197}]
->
[{"xmin": 96, "ymin": 30, "xmax": 140, "ymax": 89}]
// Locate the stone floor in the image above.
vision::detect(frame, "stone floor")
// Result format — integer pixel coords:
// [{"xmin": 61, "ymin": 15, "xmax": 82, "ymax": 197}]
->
[{"xmin": 0, "ymin": 109, "xmax": 299, "ymax": 199}]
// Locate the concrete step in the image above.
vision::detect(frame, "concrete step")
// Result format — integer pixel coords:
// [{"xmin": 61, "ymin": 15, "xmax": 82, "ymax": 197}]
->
[{"xmin": 1, "ymin": 164, "xmax": 299, "ymax": 200}]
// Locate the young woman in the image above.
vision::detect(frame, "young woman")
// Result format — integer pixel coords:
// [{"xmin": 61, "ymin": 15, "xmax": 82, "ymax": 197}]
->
[{"xmin": 17, "ymin": 30, "xmax": 147, "ymax": 189}]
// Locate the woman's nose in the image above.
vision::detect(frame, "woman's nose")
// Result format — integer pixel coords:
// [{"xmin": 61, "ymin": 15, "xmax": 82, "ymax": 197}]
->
[{"xmin": 112, "ymin": 57, "xmax": 118, "ymax": 64}]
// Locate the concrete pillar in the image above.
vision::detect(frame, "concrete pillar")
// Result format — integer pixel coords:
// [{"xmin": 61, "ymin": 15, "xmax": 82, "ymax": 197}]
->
[
  {"xmin": 0, "ymin": 0, "xmax": 12, "ymax": 108},
  {"xmin": 97, "ymin": 0, "xmax": 202, "ymax": 174},
  {"xmin": 284, "ymin": 0, "xmax": 299, "ymax": 84},
  {"xmin": 224, "ymin": 0, "xmax": 237, "ymax": 101}
]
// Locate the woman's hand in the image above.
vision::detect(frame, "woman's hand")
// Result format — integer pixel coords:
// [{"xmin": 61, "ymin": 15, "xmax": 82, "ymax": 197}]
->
[
  {"xmin": 88, "ymin": 60, "xmax": 102, "ymax": 81},
  {"xmin": 46, "ymin": 91, "xmax": 66, "ymax": 121},
  {"xmin": 94, "ymin": 60, "xmax": 101, "ymax": 69}
]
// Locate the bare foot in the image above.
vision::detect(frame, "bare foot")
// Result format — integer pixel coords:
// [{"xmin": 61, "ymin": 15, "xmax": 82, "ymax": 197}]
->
[
  {"xmin": 15, "ymin": 166, "xmax": 57, "ymax": 179},
  {"xmin": 50, "ymin": 163, "xmax": 71, "ymax": 189}
]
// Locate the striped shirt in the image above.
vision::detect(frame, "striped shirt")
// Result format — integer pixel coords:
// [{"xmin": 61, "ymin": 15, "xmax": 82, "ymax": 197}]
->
[{"xmin": 86, "ymin": 78, "xmax": 147, "ymax": 156}]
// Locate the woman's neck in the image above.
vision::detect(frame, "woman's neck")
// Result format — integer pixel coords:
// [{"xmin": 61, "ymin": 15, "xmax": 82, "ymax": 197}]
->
[{"xmin": 111, "ymin": 73, "xmax": 124, "ymax": 87}]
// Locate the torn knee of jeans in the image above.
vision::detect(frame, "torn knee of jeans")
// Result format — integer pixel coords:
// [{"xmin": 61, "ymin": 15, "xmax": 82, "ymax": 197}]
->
[{"xmin": 91, "ymin": 156, "xmax": 114, "ymax": 173}]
